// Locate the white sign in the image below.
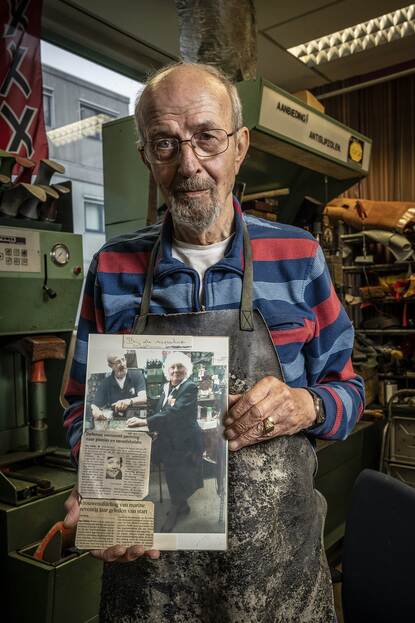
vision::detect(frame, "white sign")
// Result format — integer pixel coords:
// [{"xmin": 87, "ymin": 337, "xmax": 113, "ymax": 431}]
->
[{"xmin": 259, "ymin": 86, "xmax": 371, "ymax": 173}]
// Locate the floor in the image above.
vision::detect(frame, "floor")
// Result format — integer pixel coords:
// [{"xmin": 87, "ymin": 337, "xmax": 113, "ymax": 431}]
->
[{"xmin": 148, "ymin": 468, "xmax": 225, "ymax": 534}]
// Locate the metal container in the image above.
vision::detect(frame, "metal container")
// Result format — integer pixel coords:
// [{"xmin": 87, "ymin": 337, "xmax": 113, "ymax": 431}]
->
[
  {"xmin": 390, "ymin": 416, "xmax": 415, "ymax": 466},
  {"xmin": 386, "ymin": 462, "xmax": 415, "ymax": 488},
  {"xmin": 379, "ymin": 380, "xmax": 398, "ymax": 406}
]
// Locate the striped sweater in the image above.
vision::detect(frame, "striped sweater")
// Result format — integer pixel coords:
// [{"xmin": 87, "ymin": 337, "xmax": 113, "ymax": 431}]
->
[{"xmin": 64, "ymin": 202, "xmax": 364, "ymax": 461}]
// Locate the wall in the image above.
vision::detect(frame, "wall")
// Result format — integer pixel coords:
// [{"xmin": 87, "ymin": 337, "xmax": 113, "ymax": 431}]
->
[{"xmin": 319, "ymin": 71, "xmax": 415, "ymax": 201}]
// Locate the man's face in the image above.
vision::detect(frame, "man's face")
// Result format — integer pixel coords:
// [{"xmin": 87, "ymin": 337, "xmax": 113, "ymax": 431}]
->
[
  {"xmin": 140, "ymin": 68, "xmax": 249, "ymax": 233},
  {"xmin": 168, "ymin": 363, "xmax": 187, "ymax": 386},
  {"xmin": 106, "ymin": 456, "xmax": 122, "ymax": 478},
  {"xmin": 108, "ymin": 355, "xmax": 127, "ymax": 379}
]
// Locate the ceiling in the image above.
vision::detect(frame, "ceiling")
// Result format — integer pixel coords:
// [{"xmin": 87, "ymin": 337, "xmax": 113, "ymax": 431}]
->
[{"xmin": 42, "ymin": 0, "xmax": 415, "ymax": 93}]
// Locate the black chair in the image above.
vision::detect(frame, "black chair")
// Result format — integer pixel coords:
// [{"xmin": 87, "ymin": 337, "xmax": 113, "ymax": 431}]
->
[{"xmin": 341, "ymin": 468, "xmax": 415, "ymax": 623}]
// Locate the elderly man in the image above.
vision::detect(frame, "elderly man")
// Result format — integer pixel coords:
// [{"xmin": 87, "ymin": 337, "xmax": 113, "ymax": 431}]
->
[
  {"xmin": 64, "ymin": 62, "xmax": 364, "ymax": 622},
  {"xmin": 105, "ymin": 455, "xmax": 123, "ymax": 480},
  {"xmin": 128, "ymin": 352, "xmax": 203, "ymax": 532},
  {"xmin": 93, "ymin": 353, "xmax": 147, "ymax": 415}
]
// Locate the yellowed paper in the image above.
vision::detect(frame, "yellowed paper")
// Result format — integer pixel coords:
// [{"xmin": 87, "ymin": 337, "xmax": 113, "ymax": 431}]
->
[
  {"xmin": 75, "ymin": 499, "xmax": 154, "ymax": 550},
  {"xmin": 78, "ymin": 431, "xmax": 151, "ymax": 500}
]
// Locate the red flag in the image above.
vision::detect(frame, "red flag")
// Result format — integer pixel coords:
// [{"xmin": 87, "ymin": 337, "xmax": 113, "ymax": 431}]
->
[{"xmin": 0, "ymin": 0, "xmax": 48, "ymax": 180}]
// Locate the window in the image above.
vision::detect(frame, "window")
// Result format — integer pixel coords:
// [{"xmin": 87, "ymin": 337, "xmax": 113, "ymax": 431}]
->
[
  {"xmin": 43, "ymin": 87, "xmax": 54, "ymax": 128},
  {"xmin": 79, "ymin": 101, "xmax": 117, "ymax": 140},
  {"xmin": 85, "ymin": 199, "xmax": 105, "ymax": 233}
]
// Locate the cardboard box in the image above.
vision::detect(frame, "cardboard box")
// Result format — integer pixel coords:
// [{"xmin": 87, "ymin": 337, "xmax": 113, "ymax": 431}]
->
[{"xmin": 293, "ymin": 90, "xmax": 325, "ymax": 113}]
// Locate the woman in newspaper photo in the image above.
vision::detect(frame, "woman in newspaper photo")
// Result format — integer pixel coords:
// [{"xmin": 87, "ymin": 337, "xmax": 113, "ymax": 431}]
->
[{"xmin": 127, "ymin": 352, "xmax": 203, "ymax": 532}]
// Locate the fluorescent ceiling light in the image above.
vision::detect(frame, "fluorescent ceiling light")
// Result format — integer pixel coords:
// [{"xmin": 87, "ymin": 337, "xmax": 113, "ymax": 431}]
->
[
  {"xmin": 47, "ymin": 114, "xmax": 113, "ymax": 146},
  {"xmin": 288, "ymin": 4, "xmax": 415, "ymax": 67}
]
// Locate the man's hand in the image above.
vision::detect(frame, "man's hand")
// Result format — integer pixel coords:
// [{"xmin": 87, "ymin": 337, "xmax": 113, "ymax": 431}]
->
[
  {"xmin": 91, "ymin": 404, "xmax": 105, "ymax": 419},
  {"xmin": 112, "ymin": 399, "xmax": 132, "ymax": 413},
  {"xmin": 224, "ymin": 376, "xmax": 316, "ymax": 451},
  {"xmin": 63, "ymin": 486, "xmax": 160, "ymax": 562},
  {"xmin": 126, "ymin": 417, "xmax": 147, "ymax": 428}
]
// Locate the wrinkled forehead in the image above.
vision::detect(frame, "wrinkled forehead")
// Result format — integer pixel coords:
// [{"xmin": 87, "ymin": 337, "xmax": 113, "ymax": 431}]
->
[{"xmin": 140, "ymin": 69, "xmax": 233, "ymax": 132}]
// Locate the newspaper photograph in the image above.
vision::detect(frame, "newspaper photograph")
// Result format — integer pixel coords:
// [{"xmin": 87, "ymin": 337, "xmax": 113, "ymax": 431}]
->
[
  {"xmin": 78, "ymin": 333, "xmax": 229, "ymax": 551},
  {"xmin": 78, "ymin": 430, "xmax": 152, "ymax": 499}
]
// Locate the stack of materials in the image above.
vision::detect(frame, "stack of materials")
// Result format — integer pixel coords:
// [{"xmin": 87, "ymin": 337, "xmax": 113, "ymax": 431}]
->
[{"xmin": 243, "ymin": 200, "xmax": 278, "ymax": 221}]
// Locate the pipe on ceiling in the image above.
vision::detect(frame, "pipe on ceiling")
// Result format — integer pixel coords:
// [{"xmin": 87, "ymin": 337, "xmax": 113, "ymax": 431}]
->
[
  {"xmin": 175, "ymin": 0, "xmax": 257, "ymax": 81},
  {"xmin": 317, "ymin": 66, "xmax": 415, "ymax": 100}
]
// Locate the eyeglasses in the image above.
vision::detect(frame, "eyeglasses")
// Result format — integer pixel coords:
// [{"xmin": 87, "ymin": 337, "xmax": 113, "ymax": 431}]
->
[{"xmin": 141, "ymin": 128, "xmax": 239, "ymax": 164}]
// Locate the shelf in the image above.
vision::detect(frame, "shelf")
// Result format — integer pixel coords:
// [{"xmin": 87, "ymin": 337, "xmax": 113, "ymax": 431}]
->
[
  {"xmin": 379, "ymin": 373, "xmax": 415, "ymax": 380},
  {"xmin": 356, "ymin": 329, "xmax": 415, "ymax": 335},
  {"xmin": 343, "ymin": 261, "xmax": 415, "ymax": 273},
  {"xmin": 359, "ymin": 297, "xmax": 415, "ymax": 304}
]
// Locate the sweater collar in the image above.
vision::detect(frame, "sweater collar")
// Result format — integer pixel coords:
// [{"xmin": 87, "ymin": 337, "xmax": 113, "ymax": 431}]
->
[{"xmin": 154, "ymin": 197, "xmax": 245, "ymax": 279}]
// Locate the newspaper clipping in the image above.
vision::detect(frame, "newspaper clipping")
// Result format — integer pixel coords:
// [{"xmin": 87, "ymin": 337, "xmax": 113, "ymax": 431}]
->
[{"xmin": 76, "ymin": 333, "xmax": 229, "ymax": 551}]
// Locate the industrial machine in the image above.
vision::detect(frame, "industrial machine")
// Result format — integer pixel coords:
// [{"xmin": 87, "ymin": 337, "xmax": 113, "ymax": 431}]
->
[{"xmin": 0, "ymin": 173, "xmax": 102, "ymax": 622}]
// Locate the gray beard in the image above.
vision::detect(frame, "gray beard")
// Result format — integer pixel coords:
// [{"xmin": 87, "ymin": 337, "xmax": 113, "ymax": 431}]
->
[
  {"xmin": 169, "ymin": 177, "xmax": 221, "ymax": 233},
  {"xmin": 170, "ymin": 194, "xmax": 220, "ymax": 232}
]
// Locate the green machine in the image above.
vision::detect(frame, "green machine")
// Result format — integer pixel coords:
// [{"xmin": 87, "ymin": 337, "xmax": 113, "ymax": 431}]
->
[
  {"xmin": 103, "ymin": 77, "xmax": 371, "ymax": 232},
  {"xmin": 0, "ymin": 219, "xmax": 102, "ymax": 622}
]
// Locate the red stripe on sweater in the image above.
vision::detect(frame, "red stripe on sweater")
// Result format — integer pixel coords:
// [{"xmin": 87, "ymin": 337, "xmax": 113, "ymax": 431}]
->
[
  {"xmin": 312, "ymin": 285, "xmax": 341, "ymax": 334},
  {"xmin": 80, "ymin": 293, "xmax": 96, "ymax": 323},
  {"xmin": 321, "ymin": 359, "xmax": 355, "ymax": 382},
  {"xmin": 322, "ymin": 386, "xmax": 343, "ymax": 437},
  {"xmin": 270, "ymin": 317, "xmax": 315, "ymax": 345},
  {"xmin": 98, "ymin": 251, "xmax": 150, "ymax": 274},
  {"xmin": 251, "ymin": 238, "xmax": 317, "ymax": 261},
  {"xmin": 63, "ymin": 403, "xmax": 83, "ymax": 429},
  {"xmin": 346, "ymin": 383, "xmax": 365, "ymax": 420}
]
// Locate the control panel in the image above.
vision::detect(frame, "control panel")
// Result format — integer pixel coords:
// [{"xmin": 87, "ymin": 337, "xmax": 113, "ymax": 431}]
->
[{"xmin": 0, "ymin": 227, "xmax": 41, "ymax": 273}]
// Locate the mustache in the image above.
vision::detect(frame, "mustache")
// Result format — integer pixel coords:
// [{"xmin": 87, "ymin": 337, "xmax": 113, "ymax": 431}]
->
[{"xmin": 172, "ymin": 177, "xmax": 215, "ymax": 193}]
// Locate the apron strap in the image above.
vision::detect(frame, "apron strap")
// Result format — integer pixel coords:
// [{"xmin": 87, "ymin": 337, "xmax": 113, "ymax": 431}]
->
[
  {"xmin": 133, "ymin": 239, "xmax": 160, "ymax": 334},
  {"xmin": 133, "ymin": 218, "xmax": 254, "ymax": 334},
  {"xmin": 240, "ymin": 220, "xmax": 254, "ymax": 331}
]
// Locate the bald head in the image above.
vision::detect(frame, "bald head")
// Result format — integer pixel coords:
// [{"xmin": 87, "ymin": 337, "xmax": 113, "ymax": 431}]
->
[{"xmin": 135, "ymin": 62, "xmax": 243, "ymax": 143}]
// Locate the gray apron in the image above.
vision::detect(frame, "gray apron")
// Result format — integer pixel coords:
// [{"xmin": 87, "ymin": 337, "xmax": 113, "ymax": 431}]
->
[{"xmin": 100, "ymin": 222, "xmax": 335, "ymax": 623}]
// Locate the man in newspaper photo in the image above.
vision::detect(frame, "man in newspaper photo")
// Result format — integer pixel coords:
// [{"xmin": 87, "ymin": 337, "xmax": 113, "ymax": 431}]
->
[
  {"xmin": 127, "ymin": 352, "xmax": 203, "ymax": 532},
  {"xmin": 63, "ymin": 62, "xmax": 364, "ymax": 622},
  {"xmin": 105, "ymin": 455, "xmax": 123, "ymax": 480},
  {"xmin": 92, "ymin": 353, "xmax": 147, "ymax": 418}
]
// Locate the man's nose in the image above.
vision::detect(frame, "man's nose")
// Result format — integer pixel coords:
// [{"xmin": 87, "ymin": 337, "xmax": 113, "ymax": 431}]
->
[{"xmin": 177, "ymin": 142, "xmax": 202, "ymax": 177}]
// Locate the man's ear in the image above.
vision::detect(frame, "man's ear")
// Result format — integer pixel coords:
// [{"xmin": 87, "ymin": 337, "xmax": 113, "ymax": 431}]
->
[
  {"xmin": 137, "ymin": 144, "xmax": 151, "ymax": 170},
  {"xmin": 234, "ymin": 127, "xmax": 250, "ymax": 176}
]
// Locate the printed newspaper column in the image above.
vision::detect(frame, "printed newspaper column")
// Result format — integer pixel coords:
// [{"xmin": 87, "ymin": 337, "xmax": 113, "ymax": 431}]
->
[{"xmin": 76, "ymin": 431, "xmax": 154, "ymax": 549}]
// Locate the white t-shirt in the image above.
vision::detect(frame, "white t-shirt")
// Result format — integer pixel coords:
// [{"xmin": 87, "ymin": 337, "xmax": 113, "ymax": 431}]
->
[
  {"xmin": 172, "ymin": 234, "xmax": 233, "ymax": 302},
  {"xmin": 114, "ymin": 375, "xmax": 126, "ymax": 389}
]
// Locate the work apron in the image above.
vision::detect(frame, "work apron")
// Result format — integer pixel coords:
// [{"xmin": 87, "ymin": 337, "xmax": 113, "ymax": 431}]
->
[{"xmin": 100, "ymin": 222, "xmax": 335, "ymax": 623}]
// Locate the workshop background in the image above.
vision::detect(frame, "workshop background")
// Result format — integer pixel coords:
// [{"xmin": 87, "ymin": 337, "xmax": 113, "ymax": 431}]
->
[{"xmin": 1, "ymin": 1, "xmax": 415, "ymax": 622}]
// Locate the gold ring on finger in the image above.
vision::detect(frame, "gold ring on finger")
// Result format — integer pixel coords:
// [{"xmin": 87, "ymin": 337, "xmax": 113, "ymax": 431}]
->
[{"xmin": 262, "ymin": 416, "xmax": 275, "ymax": 435}]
